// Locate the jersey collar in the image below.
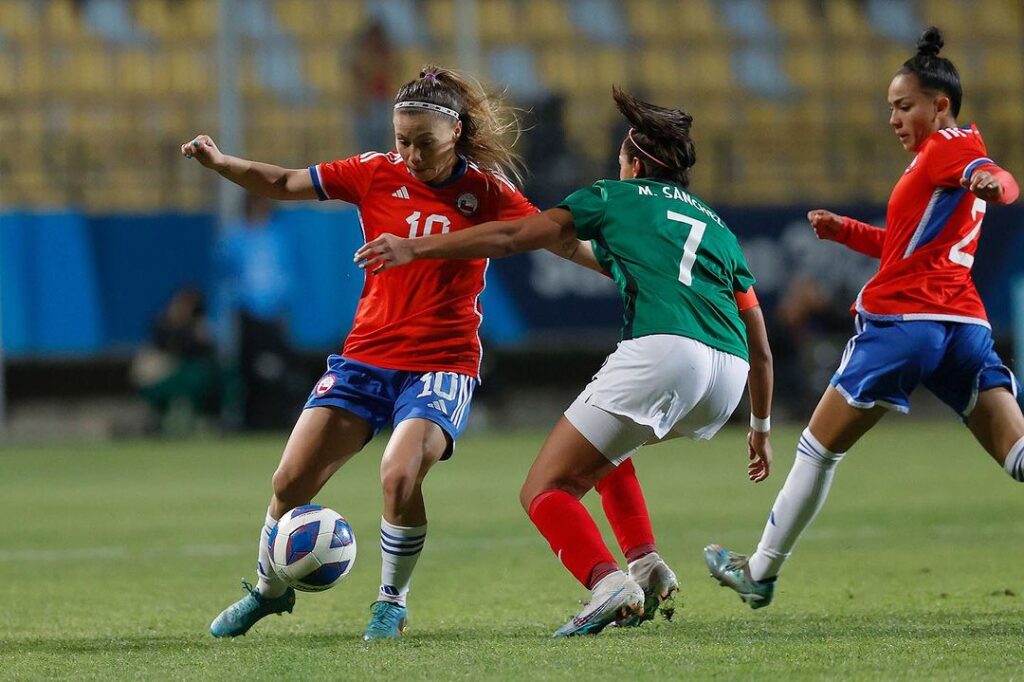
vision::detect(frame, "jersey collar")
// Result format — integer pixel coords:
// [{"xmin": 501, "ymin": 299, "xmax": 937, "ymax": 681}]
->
[{"xmin": 423, "ymin": 155, "xmax": 468, "ymax": 189}]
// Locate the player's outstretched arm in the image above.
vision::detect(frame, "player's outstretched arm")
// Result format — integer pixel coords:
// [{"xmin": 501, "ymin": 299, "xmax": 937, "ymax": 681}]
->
[
  {"xmin": 180, "ymin": 134, "xmax": 318, "ymax": 201},
  {"xmin": 546, "ymin": 238, "xmax": 608, "ymax": 275},
  {"xmin": 740, "ymin": 303, "xmax": 773, "ymax": 482},
  {"xmin": 354, "ymin": 208, "xmax": 575, "ymax": 273},
  {"xmin": 808, "ymin": 209, "xmax": 884, "ymax": 258}
]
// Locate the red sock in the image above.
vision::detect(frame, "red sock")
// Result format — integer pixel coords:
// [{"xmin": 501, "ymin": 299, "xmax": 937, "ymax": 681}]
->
[
  {"xmin": 527, "ymin": 489, "xmax": 619, "ymax": 589},
  {"xmin": 595, "ymin": 459, "xmax": 657, "ymax": 563}
]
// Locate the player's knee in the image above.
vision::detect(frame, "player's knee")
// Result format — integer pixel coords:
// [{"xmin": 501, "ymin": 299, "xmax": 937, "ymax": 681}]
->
[
  {"xmin": 380, "ymin": 467, "xmax": 417, "ymax": 506},
  {"xmin": 271, "ymin": 466, "xmax": 309, "ymax": 509}
]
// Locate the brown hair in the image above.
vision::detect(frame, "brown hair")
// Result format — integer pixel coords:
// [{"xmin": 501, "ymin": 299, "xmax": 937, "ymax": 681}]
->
[
  {"xmin": 614, "ymin": 86, "xmax": 696, "ymax": 187},
  {"xmin": 394, "ymin": 66, "xmax": 525, "ymax": 185}
]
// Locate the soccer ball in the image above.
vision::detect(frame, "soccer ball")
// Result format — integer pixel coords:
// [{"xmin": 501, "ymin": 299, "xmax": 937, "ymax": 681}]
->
[{"xmin": 268, "ymin": 505, "xmax": 357, "ymax": 592}]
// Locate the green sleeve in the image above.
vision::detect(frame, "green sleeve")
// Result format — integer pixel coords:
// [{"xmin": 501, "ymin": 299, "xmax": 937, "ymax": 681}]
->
[
  {"xmin": 558, "ymin": 182, "xmax": 608, "ymax": 241},
  {"xmin": 732, "ymin": 245, "xmax": 756, "ymax": 293}
]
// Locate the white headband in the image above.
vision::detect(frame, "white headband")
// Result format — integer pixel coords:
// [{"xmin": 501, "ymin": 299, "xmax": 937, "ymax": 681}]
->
[{"xmin": 394, "ymin": 101, "xmax": 460, "ymax": 119}]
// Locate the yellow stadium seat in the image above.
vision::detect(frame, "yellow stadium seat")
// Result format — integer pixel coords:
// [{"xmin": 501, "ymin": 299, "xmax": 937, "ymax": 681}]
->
[
  {"xmin": 627, "ymin": 0, "xmax": 675, "ymax": 43},
  {"xmin": 671, "ymin": 0, "xmax": 725, "ymax": 41},
  {"xmin": 979, "ymin": 45, "xmax": 1024, "ymax": 91},
  {"xmin": 771, "ymin": 0, "xmax": 820, "ymax": 39},
  {"xmin": 115, "ymin": 49, "xmax": 158, "ymax": 96},
  {"xmin": 479, "ymin": 0, "xmax": 521, "ymax": 44},
  {"xmin": 16, "ymin": 47, "xmax": 46, "ymax": 96},
  {"xmin": 975, "ymin": 0, "xmax": 1023, "ymax": 39},
  {"xmin": 833, "ymin": 44, "xmax": 882, "ymax": 93},
  {"xmin": 181, "ymin": 0, "xmax": 218, "ymax": 40},
  {"xmin": 681, "ymin": 46, "xmax": 735, "ymax": 95},
  {"xmin": 823, "ymin": 0, "xmax": 871, "ymax": 39},
  {"xmin": 523, "ymin": 0, "xmax": 571, "ymax": 42},
  {"xmin": 0, "ymin": 0, "xmax": 40, "ymax": 41},
  {"xmin": 426, "ymin": 0, "xmax": 456, "ymax": 43},
  {"xmin": 43, "ymin": 0, "xmax": 83, "ymax": 40},
  {"xmin": 168, "ymin": 46, "xmax": 213, "ymax": 97},
  {"xmin": 537, "ymin": 47, "xmax": 580, "ymax": 93},
  {"xmin": 784, "ymin": 44, "xmax": 827, "ymax": 90},
  {"xmin": 135, "ymin": 0, "xmax": 174, "ymax": 39},
  {"xmin": 637, "ymin": 47, "xmax": 681, "ymax": 96},
  {"xmin": 323, "ymin": 0, "xmax": 364, "ymax": 39},
  {"xmin": 0, "ymin": 53, "xmax": 14, "ymax": 96},
  {"xmin": 586, "ymin": 48, "xmax": 629, "ymax": 95}
]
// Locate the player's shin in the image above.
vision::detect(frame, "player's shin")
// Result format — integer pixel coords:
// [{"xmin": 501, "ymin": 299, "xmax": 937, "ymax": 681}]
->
[
  {"xmin": 747, "ymin": 429, "xmax": 845, "ymax": 582},
  {"xmin": 256, "ymin": 509, "xmax": 288, "ymax": 598},
  {"xmin": 378, "ymin": 517, "xmax": 427, "ymax": 606},
  {"xmin": 595, "ymin": 459, "xmax": 657, "ymax": 562},
  {"xmin": 527, "ymin": 489, "xmax": 619, "ymax": 588}
]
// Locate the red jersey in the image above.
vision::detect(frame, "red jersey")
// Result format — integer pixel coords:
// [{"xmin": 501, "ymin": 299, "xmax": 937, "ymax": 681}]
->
[
  {"xmin": 310, "ymin": 152, "xmax": 536, "ymax": 378},
  {"xmin": 839, "ymin": 125, "xmax": 997, "ymax": 327}
]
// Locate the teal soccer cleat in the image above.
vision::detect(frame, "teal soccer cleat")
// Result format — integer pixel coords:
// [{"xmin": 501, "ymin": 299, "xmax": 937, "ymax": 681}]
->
[
  {"xmin": 703, "ymin": 544, "xmax": 775, "ymax": 610},
  {"xmin": 363, "ymin": 601, "xmax": 408, "ymax": 641},
  {"xmin": 209, "ymin": 580, "xmax": 296, "ymax": 638}
]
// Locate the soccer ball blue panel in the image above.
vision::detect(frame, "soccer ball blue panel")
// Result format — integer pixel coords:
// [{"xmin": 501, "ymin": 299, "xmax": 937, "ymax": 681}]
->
[{"xmin": 268, "ymin": 506, "xmax": 357, "ymax": 592}]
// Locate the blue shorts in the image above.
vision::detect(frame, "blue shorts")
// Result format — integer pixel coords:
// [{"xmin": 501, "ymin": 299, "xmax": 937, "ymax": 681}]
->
[
  {"xmin": 831, "ymin": 317, "xmax": 1017, "ymax": 420},
  {"xmin": 305, "ymin": 355, "xmax": 477, "ymax": 460}
]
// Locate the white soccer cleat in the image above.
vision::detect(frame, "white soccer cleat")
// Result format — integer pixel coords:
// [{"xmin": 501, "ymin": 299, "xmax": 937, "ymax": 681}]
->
[
  {"xmin": 553, "ymin": 571, "xmax": 644, "ymax": 637},
  {"xmin": 627, "ymin": 552, "xmax": 680, "ymax": 624}
]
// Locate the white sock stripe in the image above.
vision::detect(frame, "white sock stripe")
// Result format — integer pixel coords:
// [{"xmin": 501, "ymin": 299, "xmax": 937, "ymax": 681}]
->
[
  {"xmin": 796, "ymin": 429, "xmax": 844, "ymax": 466},
  {"xmin": 380, "ymin": 535, "xmax": 426, "ymax": 550},
  {"xmin": 1004, "ymin": 436, "xmax": 1024, "ymax": 481}
]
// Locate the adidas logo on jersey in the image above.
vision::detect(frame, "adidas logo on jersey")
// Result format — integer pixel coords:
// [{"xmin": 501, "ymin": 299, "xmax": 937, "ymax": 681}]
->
[
  {"xmin": 392, "ymin": 186, "xmax": 410, "ymax": 199},
  {"xmin": 427, "ymin": 400, "xmax": 449, "ymax": 415}
]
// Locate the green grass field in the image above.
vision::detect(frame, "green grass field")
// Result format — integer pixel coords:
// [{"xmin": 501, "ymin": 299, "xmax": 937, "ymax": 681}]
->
[{"xmin": 2, "ymin": 423, "xmax": 1024, "ymax": 680}]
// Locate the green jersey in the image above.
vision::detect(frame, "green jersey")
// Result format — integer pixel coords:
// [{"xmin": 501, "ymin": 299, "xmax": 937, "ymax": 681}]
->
[{"xmin": 559, "ymin": 179, "xmax": 755, "ymax": 360}]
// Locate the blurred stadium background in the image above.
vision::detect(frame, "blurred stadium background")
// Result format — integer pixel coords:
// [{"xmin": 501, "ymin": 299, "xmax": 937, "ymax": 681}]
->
[{"xmin": 1, "ymin": 0, "xmax": 1023, "ymax": 439}]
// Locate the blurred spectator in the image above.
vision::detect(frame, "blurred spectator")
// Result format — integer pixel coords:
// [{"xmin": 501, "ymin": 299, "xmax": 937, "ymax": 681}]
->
[
  {"xmin": 521, "ymin": 94, "xmax": 581, "ymax": 208},
  {"xmin": 218, "ymin": 194, "xmax": 303, "ymax": 430},
  {"xmin": 351, "ymin": 20, "xmax": 398, "ymax": 152},
  {"xmin": 363, "ymin": 0, "xmax": 422, "ymax": 47},
  {"xmin": 131, "ymin": 287, "xmax": 220, "ymax": 436}
]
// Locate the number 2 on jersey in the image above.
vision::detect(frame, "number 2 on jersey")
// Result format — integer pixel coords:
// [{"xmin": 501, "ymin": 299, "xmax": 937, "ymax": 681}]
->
[
  {"xmin": 667, "ymin": 210, "xmax": 707, "ymax": 286},
  {"xmin": 948, "ymin": 197, "xmax": 985, "ymax": 269}
]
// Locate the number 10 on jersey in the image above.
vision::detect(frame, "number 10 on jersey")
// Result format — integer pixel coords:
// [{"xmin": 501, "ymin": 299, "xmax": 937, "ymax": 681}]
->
[{"xmin": 407, "ymin": 211, "xmax": 451, "ymax": 238}]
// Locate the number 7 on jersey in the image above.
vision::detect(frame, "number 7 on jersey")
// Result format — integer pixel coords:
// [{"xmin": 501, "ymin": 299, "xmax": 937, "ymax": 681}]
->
[{"xmin": 667, "ymin": 210, "xmax": 707, "ymax": 286}]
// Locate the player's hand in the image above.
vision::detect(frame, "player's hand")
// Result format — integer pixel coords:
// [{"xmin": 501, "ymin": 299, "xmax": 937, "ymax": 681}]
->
[
  {"xmin": 747, "ymin": 430, "xmax": 772, "ymax": 482},
  {"xmin": 961, "ymin": 170, "xmax": 1002, "ymax": 202},
  {"xmin": 354, "ymin": 234, "xmax": 414, "ymax": 274},
  {"xmin": 807, "ymin": 209, "xmax": 844, "ymax": 241},
  {"xmin": 181, "ymin": 134, "xmax": 226, "ymax": 170}
]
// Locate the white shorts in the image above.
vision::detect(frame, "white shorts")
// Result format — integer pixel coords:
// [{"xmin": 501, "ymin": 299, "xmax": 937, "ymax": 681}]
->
[{"xmin": 564, "ymin": 334, "xmax": 749, "ymax": 464}]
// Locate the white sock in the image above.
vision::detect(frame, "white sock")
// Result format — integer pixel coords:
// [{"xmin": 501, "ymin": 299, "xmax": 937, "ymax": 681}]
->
[
  {"xmin": 1003, "ymin": 436, "xmax": 1024, "ymax": 482},
  {"xmin": 379, "ymin": 518, "xmax": 427, "ymax": 607},
  {"xmin": 748, "ymin": 429, "xmax": 845, "ymax": 582},
  {"xmin": 256, "ymin": 509, "xmax": 288, "ymax": 598}
]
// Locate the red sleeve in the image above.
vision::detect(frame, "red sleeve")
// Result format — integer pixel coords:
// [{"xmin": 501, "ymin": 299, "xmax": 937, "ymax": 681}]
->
[
  {"xmin": 734, "ymin": 286, "xmax": 759, "ymax": 311},
  {"xmin": 972, "ymin": 163, "xmax": 1020, "ymax": 205},
  {"xmin": 925, "ymin": 127, "xmax": 990, "ymax": 188},
  {"xmin": 836, "ymin": 216, "xmax": 885, "ymax": 258},
  {"xmin": 495, "ymin": 179, "xmax": 539, "ymax": 221},
  {"xmin": 310, "ymin": 153, "xmax": 380, "ymax": 205}
]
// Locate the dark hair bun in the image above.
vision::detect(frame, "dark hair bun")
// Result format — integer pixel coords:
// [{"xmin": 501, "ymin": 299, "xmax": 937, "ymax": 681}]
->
[{"xmin": 916, "ymin": 26, "xmax": 944, "ymax": 58}]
